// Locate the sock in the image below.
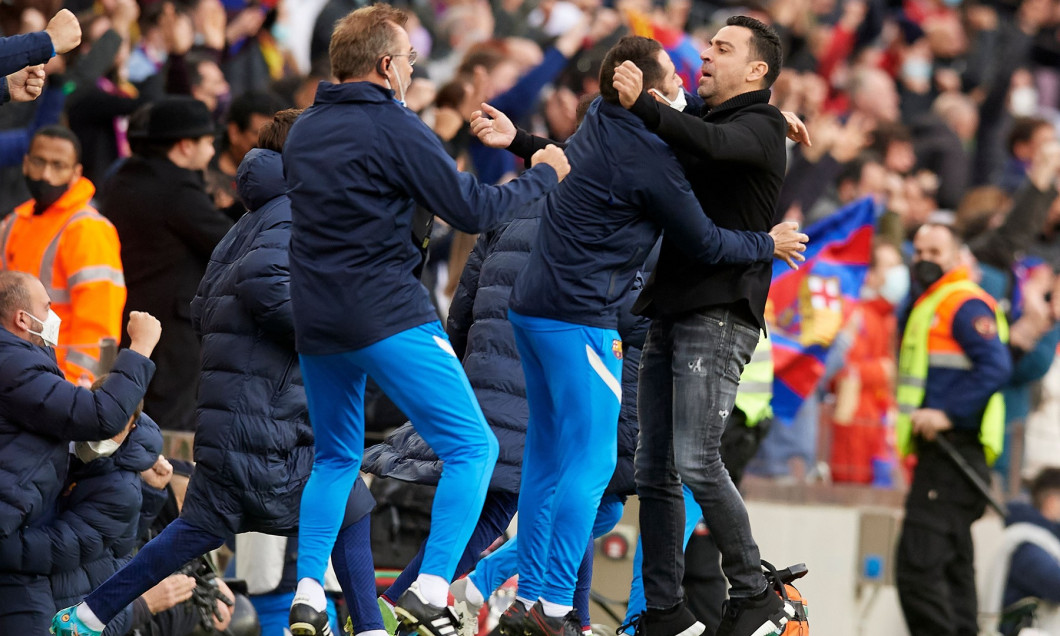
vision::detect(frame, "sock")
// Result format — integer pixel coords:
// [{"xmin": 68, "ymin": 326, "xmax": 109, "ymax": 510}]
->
[
  {"xmin": 295, "ymin": 578, "xmax": 328, "ymax": 612},
  {"xmin": 540, "ymin": 599, "xmax": 572, "ymax": 618},
  {"xmin": 415, "ymin": 573, "xmax": 450, "ymax": 608},
  {"xmin": 357, "ymin": 630, "xmax": 390, "ymax": 636},
  {"xmin": 516, "ymin": 596, "xmax": 535, "ymax": 610},
  {"xmin": 461, "ymin": 578, "xmax": 485, "ymax": 605},
  {"xmin": 75, "ymin": 603, "xmax": 106, "ymax": 632}
]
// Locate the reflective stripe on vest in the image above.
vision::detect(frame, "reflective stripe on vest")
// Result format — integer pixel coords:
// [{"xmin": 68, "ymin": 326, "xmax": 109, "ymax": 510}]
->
[
  {"xmin": 0, "ymin": 213, "xmax": 15, "ymax": 270},
  {"xmin": 736, "ymin": 333, "xmax": 773, "ymax": 427},
  {"xmin": 65, "ymin": 349, "xmax": 100, "ymax": 377},
  {"xmin": 896, "ymin": 279, "xmax": 1008, "ymax": 465},
  {"xmin": 39, "ymin": 209, "xmax": 99, "ymax": 303}
]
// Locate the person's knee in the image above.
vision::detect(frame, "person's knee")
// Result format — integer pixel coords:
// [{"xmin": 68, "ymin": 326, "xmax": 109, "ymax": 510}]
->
[{"xmin": 674, "ymin": 446, "xmax": 726, "ymax": 489}]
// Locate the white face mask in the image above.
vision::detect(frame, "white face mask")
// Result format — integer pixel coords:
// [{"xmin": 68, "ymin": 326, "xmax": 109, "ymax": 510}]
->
[
  {"xmin": 1011, "ymin": 86, "xmax": 1039, "ymax": 117},
  {"xmin": 74, "ymin": 438, "xmax": 123, "ymax": 463},
  {"xmin": 865, "ymin": 264, "xmax": 910, "ymax": 306},
  {"xmin": 25, "ymin": 308, "xmax": 61, "ymax": 347},
  {"xmin": 386, "ymin": 64, "xmax": 407, "ymax": 107},
  {"xmin": 649, "ymin": 87, "xmax": 687, "ymax": 112}
]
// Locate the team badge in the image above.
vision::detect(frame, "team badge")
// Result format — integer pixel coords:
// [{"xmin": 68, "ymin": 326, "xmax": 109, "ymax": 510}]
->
[
  {"xmin": 973, "ymin": 316, "xmax": 998, "ymax": 338},
  {"xmin": 612, "ymin": 339, "xmax": 623, "ymax": 359}
]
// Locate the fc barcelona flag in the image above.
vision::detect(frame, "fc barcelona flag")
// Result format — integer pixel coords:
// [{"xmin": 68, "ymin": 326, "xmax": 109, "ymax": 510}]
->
[{"xmin": 766, "ymin": 197, "xmax": 876, "ymax": 423}]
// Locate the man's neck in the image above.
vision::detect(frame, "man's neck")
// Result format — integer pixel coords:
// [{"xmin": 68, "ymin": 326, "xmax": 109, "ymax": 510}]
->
[{"xmin": 343, "ymin": 75, "xmax": 388, "ymax": 88}]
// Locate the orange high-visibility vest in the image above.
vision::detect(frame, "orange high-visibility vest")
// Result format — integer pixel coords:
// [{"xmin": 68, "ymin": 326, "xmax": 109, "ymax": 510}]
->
[{"xmin": 0, "ymin": 177, "xmax": 126, "ymax": 383}]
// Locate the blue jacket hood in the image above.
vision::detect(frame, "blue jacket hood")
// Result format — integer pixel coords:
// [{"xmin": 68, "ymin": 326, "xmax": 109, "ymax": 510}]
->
[
  {"xmin": 238, "ymin": 148, "xmax": 287, "ymax": 210},
  {"xmin": 1006, "ymin": 501, "xmax": 1060, "ymax": 534}
]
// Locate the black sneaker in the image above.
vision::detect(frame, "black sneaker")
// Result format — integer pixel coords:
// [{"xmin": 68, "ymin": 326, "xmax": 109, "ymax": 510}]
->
[
  {"xmin": 714, "ymin": 589, "xmax": 793, "ymax": 636},
  {"xmin": 487, "ymin": 602, "xmax": 533, "ymax": 636},
  {"xmin": 640, "ymin": 602, "xmax": 704, "ymax": 636},
  {"xmin": 290, "ymin": 598, "xmax": 334, "ymax": 636},
  {"xmin": 395, "ymin": 585, "xmax": 461, "ymax": 636},
  {"xmin": 524, "ymin": 602, "xmax": 581, "ymax": 636}
]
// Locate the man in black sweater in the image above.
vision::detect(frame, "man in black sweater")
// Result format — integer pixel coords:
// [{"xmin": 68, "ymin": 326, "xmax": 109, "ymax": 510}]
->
[{"xmin": 613, "ymin": 15, "xmax": 795, "ymax": 636}]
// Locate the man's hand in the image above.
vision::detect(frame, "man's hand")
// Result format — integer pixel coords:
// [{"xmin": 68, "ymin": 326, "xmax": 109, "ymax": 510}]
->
[
  {"xmin": 531, "ymin": 144, "xmax": 570, "ymax": 182},
  {"xmin": 769, "ymin": 221, "xmax": 808, "ymax": 270},
  {"xmin": 127, "ymin": 311, "xmax": 162, "ymax": 358},
  {"xmin": 781, "ymin": 110, "xmax": 812, "ymax": 147},
  {"xmin": 212, "ymin": 579, "xmax": 235, "ymax": 631},
  {"xmin": 911, "ymin": 408, "xmax": 952, "ymax": 441},
  {"xmin": 470, "ymin": 103, "xmax": 516, "ymax": 148},
  {"xmin": 141, "ymin": 455, "xmax": 174, "ymax": 490},
  {"xmin": 6, "ymin": 65, "xmax": 45, "ymax": 102},
  {"xmin": 45, "ymin": 9, "xmax": 82, "ymax": 55},
  {"xmin": 613, "ymin": 60, "xmax": 643, "ymax": 109},
  {"xmin": 142, "ymin": 574, "xmax": 196, "ymax": 613}
]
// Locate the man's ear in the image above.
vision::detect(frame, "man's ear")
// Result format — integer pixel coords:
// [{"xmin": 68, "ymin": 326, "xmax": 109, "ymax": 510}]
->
[{"xmin": 747, "ymin": 61, "xmax": 768, "ymax": 84}]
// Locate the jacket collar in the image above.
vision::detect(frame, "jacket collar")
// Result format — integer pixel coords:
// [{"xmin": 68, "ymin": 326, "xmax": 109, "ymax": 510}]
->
[
  {"xmin": 314, "ymin": 80, "xmax": 395, "ymax": 106},
  {"xmin": 15, "ymin": 177, "xmax": 96, "ymax": 218},
  {"xmin": 704, "ymin": 89, "xmax": 772, "ymax": 118}
]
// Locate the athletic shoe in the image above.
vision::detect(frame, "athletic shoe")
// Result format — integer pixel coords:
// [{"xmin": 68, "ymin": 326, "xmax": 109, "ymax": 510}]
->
[
  {"xmin": 450, "ymin": 577, "xmax": 484, "ymax": 636},
  {"xmin": 290, "ymin": 597, "xmax": 334, "ymax": 636},
  {"xmin": 51, "ymin": 606, "xmax": 102, "ymax": 636},
  {"xmin": 395, "ymin": 584, "xmax": 461, "ymax": 636},
  {"xmin": 713, "ymin": 589, "xmax": 793, "ymax": 636},
  {"xmin": 487, "ymin": 601, "xmax": 533, "ymax": 636},
  {"xmin": 639, "ymin": 602, "xmax": 704, "ymax": 636},
  {"xmin": 524, "ymin": 602, "xmax": 582, "ymax": 636}
]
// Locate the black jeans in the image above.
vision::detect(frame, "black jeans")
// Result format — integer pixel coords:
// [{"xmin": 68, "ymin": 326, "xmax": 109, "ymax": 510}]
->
[{"xmin": 636, "ymin": 307, "xmax": 766, "ymax": 610}]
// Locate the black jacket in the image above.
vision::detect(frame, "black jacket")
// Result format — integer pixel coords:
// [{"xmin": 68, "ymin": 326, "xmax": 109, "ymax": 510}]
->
[
  {"xmin": 101, "ymin": 155, "xmax": 233, "ymax": 431},
  {"xmin": 627, "ymin": 89, "xmax": 787, "ymax": 330}
]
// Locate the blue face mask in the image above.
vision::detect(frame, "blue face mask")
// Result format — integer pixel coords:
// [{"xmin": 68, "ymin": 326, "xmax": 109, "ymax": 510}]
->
[
  {"xmin": 902, "ymin": 59, "xmax": 932, "ymax": 84},
  {"xmin": 878, "ymin": 264, "xmax": 910, "ymax": 306},
  {"xmin": 271, "ymin": 23, "xmax": 291, "ymax": 48}
]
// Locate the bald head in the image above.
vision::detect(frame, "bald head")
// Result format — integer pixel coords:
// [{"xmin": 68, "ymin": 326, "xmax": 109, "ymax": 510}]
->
[
  {"xmin": 0, "ymin": 271, "xmax": 52, "ymax": 345},
  {"xmin": 913, "ymin": 223, "xmax": 962, "ymax": 273}
]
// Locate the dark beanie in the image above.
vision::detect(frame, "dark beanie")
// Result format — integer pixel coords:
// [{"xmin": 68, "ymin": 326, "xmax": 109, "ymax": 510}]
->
[{"xmin": 129, "ymin": 96, "xmax": 216, "ymax": 141}]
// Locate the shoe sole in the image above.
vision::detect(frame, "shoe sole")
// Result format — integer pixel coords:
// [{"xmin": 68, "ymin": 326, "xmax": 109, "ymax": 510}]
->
[
  {"xmin": 746, "ymin": 602, "xmax": 796, "ymax": 636},
  {"xmin": 291, "ymin": 623, "xmax": 323, "ymax": 636},
  {"xmin": 673, "ymin": 621, "xmax": 705, "ymax": 636},
  {"xmin": 394, "ymin": 606, "xmax": 457, "ymax": 636}
]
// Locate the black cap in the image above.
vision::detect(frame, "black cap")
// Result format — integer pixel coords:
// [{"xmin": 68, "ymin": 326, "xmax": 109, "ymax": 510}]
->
[{"xmin": 129, "ymin": 96, "xmax": 216, "ymax": 141}]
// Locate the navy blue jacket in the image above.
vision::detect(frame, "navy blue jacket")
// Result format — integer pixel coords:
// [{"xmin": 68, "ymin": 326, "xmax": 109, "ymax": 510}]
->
[
  {"xmin": 185, "ymin": 148, "xmax": 319, "ymax": 536},
  {"xmin": 362, "ymin": 206, "xmax": 646, "ymax": 497},
  {"xmin": 1003, "ymin": 502, "xmax": 1060, "ymax": 608},
  {"xmin": 0, "ymin": 329, "xmax": 155, "ymax": 540},
  {"xmin": 284, "ymin": 81, "xmax": 559, "ymax": 355},
  {"xmin": 509, "ymin": 98, "xmax": 773, "ymax": 329},
  {"xmin": 0, "ymin": 32, "xmax": 53, "ymax": 101}
]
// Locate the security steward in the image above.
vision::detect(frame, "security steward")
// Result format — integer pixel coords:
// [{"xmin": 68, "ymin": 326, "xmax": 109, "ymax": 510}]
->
[
  {"xmin": 894, "ymin": 223, "xmax": 1012, "ymax": 636},
  {"xmin": 0, "ymin": 125, "xmax": 125, "ymax": 385}
]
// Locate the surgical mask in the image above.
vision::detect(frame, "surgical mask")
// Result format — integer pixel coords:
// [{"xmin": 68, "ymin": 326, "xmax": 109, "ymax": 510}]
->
[
  {"xmin": 74, "ymin": 438, "xmax": 123, "ymax": 463},
  {"xmin": 1011, "ymin": 86, "xmax": 1039, "ymax": 117},
  {"xmin": 878, "ymin": 264, "xmax": 910, "ymax": 306},
  {"xmin": 24, "ymin": 177, "xmax": 68, "ymax": 212},
  {"xmin": 649, "ymin": 87, "xmax": 687, "ymax": 112},
  {"xmin": 911, "ymin": 260, "xmax": 945, "ymax": 290},
  {"xmin": 901, "ymin": 58, "xmax": 932, "ymax": 84},
  {"xmin": 271, "ymin": 23, "xmax": 291, "ymax": 48},
  {"xmin": 25, "ymin": 308, "xmax": 61, "ymax": 347},
  {"xmin": 386, "ymin": 64, "xmax": 407, "ymax": 107}
]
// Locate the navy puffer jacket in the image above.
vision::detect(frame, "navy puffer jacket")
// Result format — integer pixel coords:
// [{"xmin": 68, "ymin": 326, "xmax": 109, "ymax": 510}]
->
[
  {"xmin": 184, "ymin": 148, "xmax": 316, "ymax": 536},
  {"xmin": 363, "ymin": 207, "xmax": 648, "ymax": 496},
  {"xmin": 0, "ymin": 328, "xmax": 155, "ymax": 540}
]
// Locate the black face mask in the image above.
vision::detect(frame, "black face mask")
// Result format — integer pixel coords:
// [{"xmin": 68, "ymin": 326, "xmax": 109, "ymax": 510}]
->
[
  {"xmin": 911, "ymin": 260, "xmax": 945, "ymax": 290},
  {"xmin": 24, "ymin": 177, "xmax": 68, "ymax": 213}
]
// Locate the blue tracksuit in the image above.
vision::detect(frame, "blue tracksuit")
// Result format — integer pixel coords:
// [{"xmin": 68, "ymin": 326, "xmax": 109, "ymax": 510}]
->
[
  {"xmin": 508, "ymin": 97, "xmax": 774, "ymax": 606},
  {"xmin": 284, "ymin": 80, "xmax": 559, "ymax": 586}
]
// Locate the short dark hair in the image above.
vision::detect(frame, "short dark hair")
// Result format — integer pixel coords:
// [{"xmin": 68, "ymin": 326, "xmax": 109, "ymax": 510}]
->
[
  {"xmin": 837, "ymin": 151, "xmax": 882, "ymax": 186},
  {"xmin": 257, "ymin": 108, "xmax": 304, "ymax": 153},
  {"xmin": 227, "ymin": 91, "xmax": 287, "ymax": 132},
  {"xmin": 31, "ymin": 125, "xmax": 82, "ymax": 164},
  {"xmin": 726, "ymin": 15, "xmax": 782, "ymax": 88},
  {"xmin": 329, "ymin": 4, "xmax": 408, "ymax": 82},
  {"xmin": 91, "ymin": 373, "xmax": 145, "ymax": 420},
  {"xmin": 1007, "ymin": 116, "xmax": 1053, "ymax": 155},
  {"xmin": 0, "ymin": 271, "xmax": 35, "ymax": 323},
  {"xmin": 1032, "ymin": 468, "xmax": 1060, "ymax": 510},
  {"xmin": 599, "ymin": 36, "xmax": 666, "ymax": 106},
  {"xmin": 186, "ymin": 53, "xmax": 216, "ymax": 89}
]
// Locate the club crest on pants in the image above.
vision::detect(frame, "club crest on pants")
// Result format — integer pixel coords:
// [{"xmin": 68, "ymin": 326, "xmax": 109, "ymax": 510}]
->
[{"xmin": 612, "ymin": 339, "xmax": 623, "ymax": 359}]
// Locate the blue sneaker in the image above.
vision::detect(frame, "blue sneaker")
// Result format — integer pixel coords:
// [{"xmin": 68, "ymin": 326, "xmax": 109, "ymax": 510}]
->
[{"xmin": 51, "ymin": 605, "xmax": 102, "ymax": 636}]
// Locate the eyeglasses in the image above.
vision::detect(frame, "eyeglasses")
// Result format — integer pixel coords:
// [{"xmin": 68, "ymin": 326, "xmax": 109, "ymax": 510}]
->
[
  {"xmin": 389, "ymin": 50, "xmax": 418, "ymax": 67},
  {"xmin": 26, "ymin": 156, "xmax": 74, "ymax": 173}
]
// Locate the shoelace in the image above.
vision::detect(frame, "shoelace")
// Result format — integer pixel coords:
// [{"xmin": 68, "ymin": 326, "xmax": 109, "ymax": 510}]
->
[{"xmin": 617, "ymin": 613, "xmax": 641, "ymax": 636}]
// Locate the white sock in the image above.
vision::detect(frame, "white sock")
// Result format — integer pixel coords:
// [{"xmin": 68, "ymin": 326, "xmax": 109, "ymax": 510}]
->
[
  {"xmin": 357, "ymin": 630, "xmax": 390, "ymax": 636},
  {"xmin": 539, "ymin": 599, "xmax": 572, "ymax": 618},
  {"xmin": 75, "ymin": 603, "xmax": 105, "ymax": 632},
  {"xmin": 416, "ymin": 573, "xmax": 450, "ymax": 608},
  {"xmin": 516, "ymin": 596, "xmax": 535, "ymax": 610},
  {"xmin": 461, "ymin": 578, "xmax": 485, "ymax": 606},
  {"xmin": 295, "ymin": 578, "xmax": 327, "ymax": 612}
]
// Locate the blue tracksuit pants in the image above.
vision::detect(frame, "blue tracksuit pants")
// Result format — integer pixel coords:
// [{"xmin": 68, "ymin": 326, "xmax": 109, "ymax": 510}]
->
[
  {"xmin": 297, "ymin": 321, "xmax": 498, "ymax": 585},
  {"xmin": 508, "ymin": 310, "xmax": 622, "ymax": 606}
]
